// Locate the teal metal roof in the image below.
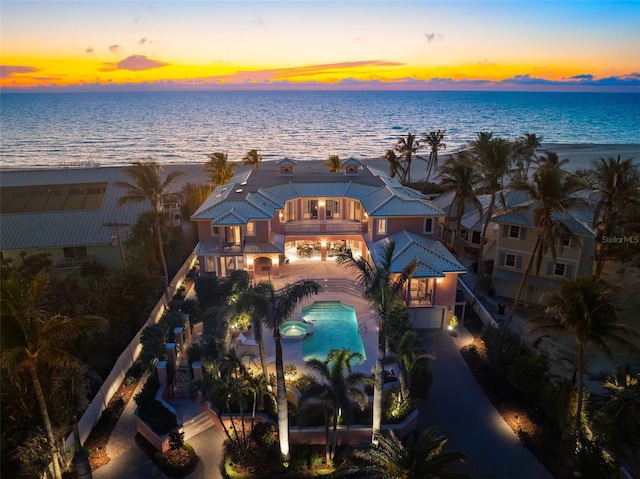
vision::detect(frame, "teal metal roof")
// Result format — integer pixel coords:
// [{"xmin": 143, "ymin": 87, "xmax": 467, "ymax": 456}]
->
[{"xmin": 371, "ymin": 232, "xmax": 465, "ymax": 278}]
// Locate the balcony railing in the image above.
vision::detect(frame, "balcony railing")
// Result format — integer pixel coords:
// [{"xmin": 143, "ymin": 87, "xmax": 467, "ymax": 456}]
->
[{"xmin": 283, "ymin": 220, "xmax": 365, "ymax": 235}]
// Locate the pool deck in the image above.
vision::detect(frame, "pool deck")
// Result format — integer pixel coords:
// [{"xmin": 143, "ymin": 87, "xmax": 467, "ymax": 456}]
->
[{"xmin": 233, "ymin": 255, "xmax": 380, "ymax": 377}]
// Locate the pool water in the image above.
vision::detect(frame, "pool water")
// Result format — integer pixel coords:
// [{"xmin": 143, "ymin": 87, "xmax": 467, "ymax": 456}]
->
[{"xmin": 301, "ymin": 301, "xmax": 366, "ymax": 363}]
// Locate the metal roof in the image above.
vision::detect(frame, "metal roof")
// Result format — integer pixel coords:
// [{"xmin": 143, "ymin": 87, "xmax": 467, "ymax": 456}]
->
[
  {"xmin": 0, "ymin": 167, "xmax": 149, "ymax": 250},
  {"xmin": 370, "ymin": 231, "xmax": 466, "ymax": 278}
]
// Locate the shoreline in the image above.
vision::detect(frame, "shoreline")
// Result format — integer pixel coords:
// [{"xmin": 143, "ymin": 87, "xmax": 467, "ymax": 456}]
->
[{"xmin": 1, "ymin": 144, "xmax": 639, "ymax": 182}]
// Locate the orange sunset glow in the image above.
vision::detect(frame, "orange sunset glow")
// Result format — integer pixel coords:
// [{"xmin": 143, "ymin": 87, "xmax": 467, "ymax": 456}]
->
[{"xmin": 1, "ymin": 1, "xmax": 639, "ymax": 92}]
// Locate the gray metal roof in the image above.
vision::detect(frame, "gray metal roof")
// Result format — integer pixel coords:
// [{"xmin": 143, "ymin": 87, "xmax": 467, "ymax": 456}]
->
[{"xmin": 1, "ymin": 167, "xmax": 149, "ymax": 250}]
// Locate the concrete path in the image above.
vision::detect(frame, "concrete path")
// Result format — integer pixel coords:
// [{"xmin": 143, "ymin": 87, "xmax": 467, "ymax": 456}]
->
[
  {"xmin": 92, "ymin": 377, "xmax": 226, "ymax": 479},
  {"xmin": 417, "ymin": 327, "xmax": 554, "ymax": 479}
]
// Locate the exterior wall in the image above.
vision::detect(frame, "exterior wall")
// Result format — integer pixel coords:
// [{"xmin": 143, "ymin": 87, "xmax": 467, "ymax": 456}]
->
[
  {"xmin": 388, "ymin": 216, "xmax": 439, "ymax": 239},
  {"xmin": 196, "ymin": 220, "xmax": 216, "ymax": 242},
  {"xmin": 433, "ymin": 273, "xmax": 458, "ymax": 312}
]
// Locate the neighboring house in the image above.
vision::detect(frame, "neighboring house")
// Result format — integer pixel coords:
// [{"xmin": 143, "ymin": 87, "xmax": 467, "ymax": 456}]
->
[
  {"xmin": 191, "ymin": 158, "xmax": 466, "ymax": 328},
  {"xmin": 0, "ymin": 167, "xmax": 177, "ymax": 275},
  {"xmin": 491, "ymin": 206, "xmax": 596, "ymax": 304},
  {"xmin": 434, "ymin": 188, "xmax": 597, "ymax": 304}
]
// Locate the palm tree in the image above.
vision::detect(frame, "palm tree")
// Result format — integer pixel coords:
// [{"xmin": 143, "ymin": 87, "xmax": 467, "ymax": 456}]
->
[
  {"xmin": 323, "ymin": 154, "xmax": 343, "ymax": 172},
  {"xmin": 591, "ymin": 364, "xmax": 640, "ymax": 452},
  {"xmin": 204, "ymin": 151, "xmax": 237, "ymax": 186},
  {"xmin": 422, "ymin": 130, "xmax": 447, "ymax": 179},
  {"xmin": 116, "ymin": 161, "xmax": 184, "ymax": 288},
  {"xmin": 1, "ymin": 272, "xmax": 104, "ymax": 479},
  {"xmin": 302, "ymin": 348, "xmax": 372, "ymax": 461},
  {"xmin": 336, "ymin": 240, "xmax": 417, "ymax": 444},
  {"xmin": 383, "ymin": 149, "xmax": 405, "ymax": 179},
  {"xmin": 512, "ymin": 133, "xmax": 543, "ymax": 182},
  {"xmin": 242, "ymin": 149, "xmax": 262, "ymax": 170},
  {"xmin": 386, "ymin": 330, "xmax": 433, "ymax": 402},
  {"xmin": 233, "ymin": 279, "xmax": 321, "ymax": 461},
  {"xmin": 529, "ymin": 276, "xmax": 639, "ymax": 436},
  {"xmin": 471, "ymin": 134, "xmax": 513, "ymax": 285},
  {"xmin": 588, "ymin": 156, "xmax": 640, "ymax": 278},
  {"xmin": 395, "ymin": 132, "xmax": 422, "ymax": 183},
  {"xmin": 346, "ymin": 428, "xmax": 470, "ymax": 479},
  {"xmin": 506, "ymin": 159, "xmax": 587, "ymax": 325},
  {"xmin": 438, "ymin": 152, "xmax": 483, "ymax": 256}
]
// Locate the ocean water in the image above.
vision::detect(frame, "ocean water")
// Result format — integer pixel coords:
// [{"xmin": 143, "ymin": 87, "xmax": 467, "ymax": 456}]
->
[{"xmin": 1, "ymin": 90, "xmax": 638, "ymax": 169}]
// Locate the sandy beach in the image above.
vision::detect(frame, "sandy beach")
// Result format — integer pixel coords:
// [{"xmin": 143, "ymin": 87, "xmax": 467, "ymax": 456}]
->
[{"xmin": 2, "ymin": 144, "xmax": 639, "ymax": 185}]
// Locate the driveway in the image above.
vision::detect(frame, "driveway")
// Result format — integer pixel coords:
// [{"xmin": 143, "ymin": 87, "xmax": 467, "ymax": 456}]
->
[{"xmin": 416, "ymin": 327, "xmax": 554, "ymax": 479}]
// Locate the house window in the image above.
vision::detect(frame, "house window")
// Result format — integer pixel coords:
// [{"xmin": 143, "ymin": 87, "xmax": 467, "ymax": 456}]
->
[
  {"xmin": 424, "ymin": 218, "xmax": 434, "ymax": 234},
  {"xmin": 504, "ymin": 253, "xmax": 517, "ymax": 268},
  {"xmin": 210, "ymin": 225, "xmax": 219, "ymax": 237},
  {"xmin": 509, "ymin": 225, "xmax": 521, "ymax": 239},
  {"xmin": 553, "ymin": 263, "xmax": 566, "ymax": 277},
  {"xmin": 349, "ymin": 200, "xmax": 362, "ymax": 221},
  {"xmin": 559, "ymin": 226, "xmax": 571, "ymax": 247},
  {"xmin": 326, "ymin": 200, "xmax": 340, "ymax": 219},
  {"xmin": 471, "ymin": 231, "xmax": 481, "ymax": 244},
  {"xmin": 285, "ymin": 201, "xmax": 296, "ymax": 221},
  {"xmin": 377, "ymin": 218, "xmax": 387, "ymax": 234},
  {"xmin": 246, "ymin": 221, "xmax": 255, "ymax": 236},
  {"xmin": 461, "ymin": 229, "xmax": 469, "ymax": 241},
  {"xmin": 305, "ymin": 200, "xmax": 319, "ymax": 219},
  {"xmin": 62, "ymin": 246, "xmax": 87, "ymax": 263}
]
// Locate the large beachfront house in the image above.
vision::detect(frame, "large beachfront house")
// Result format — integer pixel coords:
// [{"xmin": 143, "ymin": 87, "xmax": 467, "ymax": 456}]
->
[
  {"xmin": 434, "ymin": 189, "xmax": 596, "ymax": 304},
  {"xmin": 0, "ymin": 167, "xmax": 180, "ymax": 275},
  {"xmin": 191, "ymin": 159, "xmax": 466, "ymax": 328}
]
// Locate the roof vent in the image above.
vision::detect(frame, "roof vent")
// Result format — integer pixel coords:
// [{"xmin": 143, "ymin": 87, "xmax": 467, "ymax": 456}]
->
[{"xmin": 235, "ymin": 189, "xmax": 243, "ymax": 193}]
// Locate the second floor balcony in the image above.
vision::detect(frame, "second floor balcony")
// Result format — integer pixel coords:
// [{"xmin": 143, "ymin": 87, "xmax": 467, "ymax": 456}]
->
[{"xmin": 282, "ymin": 219, "xmax": 366, "ymax": 235}]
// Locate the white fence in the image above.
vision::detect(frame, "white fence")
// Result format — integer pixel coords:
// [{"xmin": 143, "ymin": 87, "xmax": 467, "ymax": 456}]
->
[
  {"xmin": 457, "ymin": 278, "xmax": 499, "ymax": 328},
  {"xmin": 63, "ymin": 249, "xmax": 197, "ymax": 452}
]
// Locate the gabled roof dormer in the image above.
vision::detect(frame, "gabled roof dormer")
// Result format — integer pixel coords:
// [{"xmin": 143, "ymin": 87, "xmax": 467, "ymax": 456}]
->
[
  {"xmin": 342, "ymin": 157, "xmax": 362, "ymax": 176},
  {"xmin": 276, "ymin": 157, "xmax": 296, "ymax": 176}
]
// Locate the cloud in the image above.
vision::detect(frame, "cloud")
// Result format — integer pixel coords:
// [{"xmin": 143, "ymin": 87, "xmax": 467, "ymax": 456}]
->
[
  {"xmin": 109, "ymin": 44, "xmax": 122, "ymax": 55},
  {"xmin": 0, "ymin": 65, "xmax": 38, "ymax": 79},
  {"xmin": 86, "ymin": 46, "xmax": 94, "ymax": 54},
  {"xmin": 567, "ymin": 74, "xmax": 594, "ymax": 80},
  {"xmin": 424, "ymin": 33, "xmax": 444, "ymax": 42},
  {"xmin": 99, "ymin": 55, "xmax": 169, "ymax": 72},
  {"xmin": 252, "ymin": 18, "xmax": 263, "ymax": 27},
  {"xmin": 139, "ymin": 37, "xmax": 149, "ymax": 45}
]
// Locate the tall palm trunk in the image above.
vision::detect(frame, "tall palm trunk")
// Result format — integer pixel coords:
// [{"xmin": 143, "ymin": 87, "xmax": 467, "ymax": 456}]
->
[
  {"xmin": 29, "ymin": 358, "xmax": 63, "ymax": 479},
  {"xmin": 255, "ymin": 326, "xmax": 268, "ymax": 379},
  {"xmin": 323, "ymin": 408, "xmax": 331, "ymax": 462},
  {"xmin": 154, "ymin": 213, "xmax": 169, "ymax": 289},
  {"xmin": 593, "ymin": 209, "xmax": 614, "ymax": 279},
  {"xmin": 274, "ymin": 328, "xmax": 290, "ymax": 461},
  {"xmin": 372, "ymin": 314, "xmax": 385, "ymax": 444},
  {"xmin": 331, "ymin": 403, "xmax": 339, "ymax": 461},
  {"xmin": 575, "ymin": 345, "xmax": 585, "ymax": 436},
  {"xmin": 475, "ymin": 193, "xmax": 497, "ymax": 290},
  {"xmin": 506, "ymin": 235, "xmax": 542, "ymax": 326}
]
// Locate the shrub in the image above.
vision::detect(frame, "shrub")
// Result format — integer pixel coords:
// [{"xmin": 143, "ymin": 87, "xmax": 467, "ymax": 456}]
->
[
  {"xmin": 410, "ymin": 357, "xmax": 433, "ymax": 399},
  {"xmin": 137, "ymin": 400, "xmax": 178, "ymax": 436},
  {"xmin": 134, "ymin": 372, "xmax": 160, "ymax": 409},
  {"xmin": 153, "ymin": 443, "xmax": 198, "ymax": 477},
  {"xmin": 195, "ymin": 273, "xmax": 221, "ymax": 309},
  {"xmin": 139, "ymin": 324, "xmax": 166, "ymax": 368}
]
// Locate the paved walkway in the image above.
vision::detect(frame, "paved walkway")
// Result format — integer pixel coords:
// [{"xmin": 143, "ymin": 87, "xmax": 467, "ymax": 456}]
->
[
  {"xmin": 92, "ymin": 376, "xmax": 226, "ymax": 479},
  {"xmin": 417, "ymin": 327, "xmax": 554, "ymax": 479}
]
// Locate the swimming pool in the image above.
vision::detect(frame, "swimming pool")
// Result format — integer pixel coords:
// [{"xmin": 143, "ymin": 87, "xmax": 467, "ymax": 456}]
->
[{"xmin": 301, "ymin": 301, "xmax": 366, "ymax": 363}]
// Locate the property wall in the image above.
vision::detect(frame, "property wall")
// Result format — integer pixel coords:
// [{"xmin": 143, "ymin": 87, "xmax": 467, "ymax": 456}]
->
[{"xmin": 434, "ymin": 273, "xmax": 458, "ymax": 312}]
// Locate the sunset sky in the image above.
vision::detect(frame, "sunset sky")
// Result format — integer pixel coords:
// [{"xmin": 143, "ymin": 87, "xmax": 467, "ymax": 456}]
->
[{"xmin": 1, "ymin": 0, "xmax": 639, "ymax": 92}]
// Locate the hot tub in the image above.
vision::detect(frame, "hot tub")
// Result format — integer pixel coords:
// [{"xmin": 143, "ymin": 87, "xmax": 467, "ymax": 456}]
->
[{"xmin": 279, "ymin": 320, "xmax": 314, "ymax": 341}]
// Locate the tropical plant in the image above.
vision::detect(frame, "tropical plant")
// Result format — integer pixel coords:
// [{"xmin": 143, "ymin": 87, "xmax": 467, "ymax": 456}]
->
[
  {"xmin": 529, "ymin": 276, "xmax": 639, "ymax": 436},
  {"xmin": 300, "ymin": 348, "xmax": 372, "ymax": 461},
  {"xmin": 242, "ymin": 149, "xmax": 263, "ymax": 170},
  {"xmin": 395, "ymin": 132, "xmax": 422, "ymax": 183},
  {"xmin": 204, "ymin": 151, "xmax": 237, "ymax": 186},
  {"xmin": 471, "ymin": 133, "xmax": 513, "ymax": 285},
  {"xmin": 180, "ymin": 182, "xmax": 214, "ymax": 220},
  {"xmin": 383, "ymin": 149, "xmax": 405, "ymax": 179},
  {"xmin": 588, "ymin": 156, "xmax": 640, "ymax": 278},
  {"xmin": 512, "ymin": 132, "xmax": 543, "ymax": 182},
  {"xmin": 422, "ymin": 129, "xmax": 447, "ymax": 179},
  {"xmin": 1, "ymin": 272, "xmax": 104, "ymax": 479},
  {"xmin": 336, "ymin": 240, "xmax": 417, "ymax": 444},
  {"xmin": 591, "ymin": 363, "xmax": 640, "ymax": 452},
  {"xmin": 344, "ymin": 428, "xmax": 469, "ymax": 479},
  {"xmin": 506, "ymin": 158, "xmax": 587, "ymax": 325},
  {"xmin": 438, "ymin": 152, "xmax": 483, "ymax": 256},
  {"xmin": 323, "ymin": 154, "xmax": 343, "ymax": 172},
  {"xmin": 232, "ymin": 279, "xmax": 321, "ymax": 461},
  {"xmin": 116, "ymin": 161, "xmax": 184, "ymax": 288},
  {"xmin": 386, "ymin": 330, "xmax": 433, "ymax": 402}
]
